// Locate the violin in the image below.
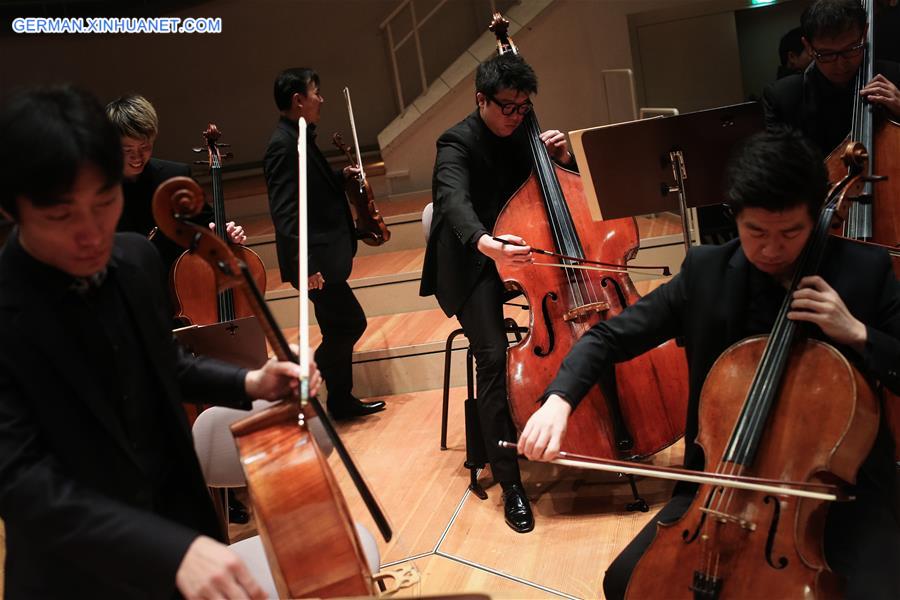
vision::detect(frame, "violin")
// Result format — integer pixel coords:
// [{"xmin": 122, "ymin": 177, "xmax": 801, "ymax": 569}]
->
[
  {"xmin": 489, "ymin": 14, "xmax": 689, "ymax": 460},
  {"xmin": 169, "ymin": 123, "xmax": 267, "ymax": 326},
  {"xmin": 152, "ymin": 174, "xmax": 392, "ymax": 598},
  {"xmin": 333, "ymin": 87, "xmax": 390, "ymax": 246}
]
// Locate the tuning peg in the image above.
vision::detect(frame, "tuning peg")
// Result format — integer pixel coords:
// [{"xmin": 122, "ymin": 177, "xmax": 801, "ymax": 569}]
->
[
  {"xmin": 193, "ymin": 160, "xmax": 207, "ymax": 165},
  {"xmin": 222, "ymin": 152, "xmax": 234, "ymax": 160},
  {"xmin": 216, "ymin": 142, "xmax": 231, "ymax": 148},
  {"xmin": 192, "ymin": 146, "xmax": 205, "ymax": 153}
]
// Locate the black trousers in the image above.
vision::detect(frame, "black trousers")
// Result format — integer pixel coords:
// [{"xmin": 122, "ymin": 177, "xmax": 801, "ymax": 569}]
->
[
  {"xmin": 308, "ymin": 281, "xmax": 367, "ymax": 407},
  {"xmin": 455, "ymin": 267, "xmax": 521, "ymax": 484},
  {"xmin": 603, "ymin": 485, "xmax": 900, "ymax": 600}
]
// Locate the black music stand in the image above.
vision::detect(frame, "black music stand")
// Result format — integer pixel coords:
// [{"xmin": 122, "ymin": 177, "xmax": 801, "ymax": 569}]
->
[
  {"xmin": 173, "ymin": 316, "xmax": 268, "ymax": 369},
  {"xmin": 569, "ymin": 102, "xmax": 764, "ymax": 249}
]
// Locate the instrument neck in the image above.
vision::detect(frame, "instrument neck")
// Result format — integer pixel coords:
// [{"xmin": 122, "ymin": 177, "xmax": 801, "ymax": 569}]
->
[
  {"xmin": 723, "ymin": 177, "xmax": 854, "ymax": 467},
  {"xmin": 209, "ymin": 156, "xmax": 236, "ymax": 322}
]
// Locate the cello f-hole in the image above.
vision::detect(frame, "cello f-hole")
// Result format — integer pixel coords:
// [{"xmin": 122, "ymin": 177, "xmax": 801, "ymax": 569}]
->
[
  {"xmin": 763, "ymin": 495, "xmax": 789, "ymax": 570},
  {"xmin": 683, "ymin": 488, "xmax": 718, "ymax": 544},
  {"xmin": 534, "ymin": 291, "xmax": 558, "ymax": 356}
]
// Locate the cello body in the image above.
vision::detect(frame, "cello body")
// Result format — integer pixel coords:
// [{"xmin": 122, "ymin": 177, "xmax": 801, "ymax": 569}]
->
[
  {"xmin": 230, "ymin": 402, "xmax": 374, "ymax": 597},
  {"xmin": 626, "ymin": 337, "xmax": 878, "ymax": 599},
  {"xmin": 171, "ymin": 245, "xmax": 267, "ymax": 325},
  {"xmin": 495, "ymin": 164, "xmax": 689, "ymax": 459}
]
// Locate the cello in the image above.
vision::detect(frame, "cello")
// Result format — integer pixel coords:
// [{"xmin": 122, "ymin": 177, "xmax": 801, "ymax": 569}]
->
[
  {"xmin": 489, "ymin": 15, "xmax": 689, "ymax": 459},
  {"xmin": 170, "ymin": 123, "xmax": 267, "ymax": 326},
  {"xmin": 152, "ymin": 172, "xmax": 393, "ymax": 598},
  {"xmin": 621, "ymin": 150, "xmax": 880, "ymax": 599},
  {"xmin": 825, "ymin": 0, "xmax": 900, "ymax": 461}
]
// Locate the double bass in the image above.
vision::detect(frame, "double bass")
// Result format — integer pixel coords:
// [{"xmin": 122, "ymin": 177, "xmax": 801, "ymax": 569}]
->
[
  {"xmin": 152, "ymin": 173, "xmax": 393, "ymax": 598},
  {"xmin": 489, "ymin": 15, "xmax": 689, "ymax": 460},
  {"xmin": 825, "ymin": 0, "xmax": 900, "ymax": 460}
]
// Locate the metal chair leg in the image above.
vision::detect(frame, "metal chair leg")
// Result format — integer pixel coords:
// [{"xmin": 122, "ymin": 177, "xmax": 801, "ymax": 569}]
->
[{"xmin": 441, "ymin": 328, "xmax": 466, "ymax": 450}]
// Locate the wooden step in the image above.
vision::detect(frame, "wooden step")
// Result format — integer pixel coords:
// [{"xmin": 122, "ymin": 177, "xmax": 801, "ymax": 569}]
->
[
  {"xmin": 265, "ymin": 248, "xmax": 437, "ymax": 327},
  {"xmin": 281, "ymin": 278, "xmax": 667, "ymax": 399},
  {"xmin": 282, "ymin": 305, "xmax": 529, "ymax": 398}
]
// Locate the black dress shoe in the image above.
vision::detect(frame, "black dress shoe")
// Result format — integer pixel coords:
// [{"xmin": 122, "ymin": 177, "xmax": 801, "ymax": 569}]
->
[
  {"xmin": 227, "ymin": 491, "xmax": 250, "ymax": 525},
  {"xmin": 328, "ymin": 397, "xmax": 386, "ymax": 421},
  {"xmin": 501, "ymin": 483, "xmax": 534, "ymax": 533}
]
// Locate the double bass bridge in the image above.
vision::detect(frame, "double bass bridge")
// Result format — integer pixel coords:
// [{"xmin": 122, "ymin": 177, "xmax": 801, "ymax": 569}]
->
[
  {"xmin": 563, "ymin": 301, "xmax": 609, "ymax": 322},
  {"xmin": 698, "ymin": 506, "xmax": 756, "ymax": 531}
]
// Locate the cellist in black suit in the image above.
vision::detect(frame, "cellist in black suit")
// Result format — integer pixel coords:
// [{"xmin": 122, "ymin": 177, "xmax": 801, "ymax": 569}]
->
[
  {"xmin": 0, "ymin": 86, "xmax": 317, "ymax": 599},
  {"xmin": 519, "ymin": 129, "xmax": 900, "ymax": 599},
  {"xmin": 263, "ymin": 67, "xmax": 384, "ymax": 420},
  {"xmin": 105, "ymin": 94, "xmax": 247, "ymax": 272}
]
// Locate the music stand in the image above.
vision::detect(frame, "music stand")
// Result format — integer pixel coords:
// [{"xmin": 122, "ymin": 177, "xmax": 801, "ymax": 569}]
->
[
  {"xmin": 569, "ymin": 102, "xmax": 764, "ymax": 250},
  {"xmin": 173, "ymin": 316, "xmax": 268, "ymax": 369}
]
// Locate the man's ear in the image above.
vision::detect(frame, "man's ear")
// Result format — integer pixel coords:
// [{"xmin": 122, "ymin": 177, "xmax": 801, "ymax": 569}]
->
[
  {"xmin": 292, "ymin": 92, "xmax": 304, "ymax": 109},
  {"xmin": 801, "ymin": 36, "xmax": 813, "ymax": 55},
  {"xmin": 475, "ymin": 91, "xmax": 485, "ymax": 109}
]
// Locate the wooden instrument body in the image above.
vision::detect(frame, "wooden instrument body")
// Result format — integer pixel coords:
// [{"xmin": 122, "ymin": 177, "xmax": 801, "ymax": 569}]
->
[
  {"xmin": 345, "ymin": 175, "xmax": 390, "ymax": 246},
  {"xmin": 170, "ymin": 244, "xmax": 267, "ymax": 325},
  {"xmin": 152, "ymin": 175, "xmax": 380, "ymax": 598},
  {"xmin": 230, "ymin": 402, "xmax": 374, "ymax": 598},
  {"xmin": 626, "ymin": 337, "xmax": 879, "ymax": 598},
  {"xmin": 495, "ymin": 165, "xmax": 689, "ymax": 459},
  {"xmin": 826, "ymin": 117, "xmax": 900, "ymax": 461}
]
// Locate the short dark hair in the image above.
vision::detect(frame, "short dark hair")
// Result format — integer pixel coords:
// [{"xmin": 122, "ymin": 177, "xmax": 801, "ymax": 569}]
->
[
  {"xmin": 778, "ymin": 27, "xmax": 805, "ymax": 66},
  {"xmin": 0, "ymin": 86, "xmax": 123, "ymax": 219},
  {"xmin": 801, "ymin": 0, "xmax": 867, "ymax": 42},
  {"xmin": 725, "ymin": 128, "xmax": 827, "ymax": 219},
  {"xmin": 273, "ymin": 68, "xmax": 320, "ymax": 111},
  {"xmin": 475, "ymin": 53, "xmax": 538, "ymax": 98}
]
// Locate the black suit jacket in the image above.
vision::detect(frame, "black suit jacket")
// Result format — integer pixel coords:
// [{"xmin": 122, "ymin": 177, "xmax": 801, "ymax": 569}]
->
[
  {"xmin": 546, "ymin": 238, "xmax": 900, "ymax": 492},
  {"xmin": 119, "ymin": 157, "xmax": 213, "ymax": 271},
  {"xmin": 763, "ymin": 61, "xmax": 900, "ymax": 155},
  {"xmin": 263, "ymin": 117, "xmax": 356, "ymax": 288},
  {"xmin": 0, "ymin": 232, "xmax": 251, "ymax": 598},
  {"xmin": 420, "ymin": 111, "xmax": 535, "ymax": 316}
]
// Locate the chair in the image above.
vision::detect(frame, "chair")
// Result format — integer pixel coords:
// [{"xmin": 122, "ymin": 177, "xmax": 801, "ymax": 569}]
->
[{"xmin": 422, "ymin": 203, "xmax": 528, "ymax": 498}]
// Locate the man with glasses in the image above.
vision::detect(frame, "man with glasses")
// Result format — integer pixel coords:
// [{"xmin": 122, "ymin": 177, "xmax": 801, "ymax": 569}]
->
[
  {"xmin": 420, "ymin": 53, "xmax": 574, "ymax": 533},
  {"xmin": 763, "ymin": 0, "xmax": 900, "ymax": 154}
]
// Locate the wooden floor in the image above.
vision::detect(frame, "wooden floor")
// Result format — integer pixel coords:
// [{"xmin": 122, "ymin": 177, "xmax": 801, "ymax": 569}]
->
[{"xmin": 229, "ymin": 387, "xmax": 683, "ymax": 599}]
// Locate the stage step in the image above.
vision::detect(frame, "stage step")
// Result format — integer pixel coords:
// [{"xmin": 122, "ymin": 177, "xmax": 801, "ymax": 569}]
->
[
  {"xmin": 282, "ymin": 305, "xmax": 530, "ymax": 399},
  {"xmin": 266, "ymin": 247, "xmax": 438, "ymax": 327}
]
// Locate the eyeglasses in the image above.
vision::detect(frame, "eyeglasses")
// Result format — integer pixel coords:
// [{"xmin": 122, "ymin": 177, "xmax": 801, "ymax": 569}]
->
[
  {"xmin": 485, "ymin": 93, "xmax": 533, "ymax": 116},
  {"xmin": 811, "ymin": 40, "xmax": 866, "ymax": 64}
]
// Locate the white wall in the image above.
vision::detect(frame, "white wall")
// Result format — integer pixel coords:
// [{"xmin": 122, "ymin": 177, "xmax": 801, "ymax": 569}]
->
[{"xmin": 381, "ymin": 0, "xmax": 716, "ymax": 194}]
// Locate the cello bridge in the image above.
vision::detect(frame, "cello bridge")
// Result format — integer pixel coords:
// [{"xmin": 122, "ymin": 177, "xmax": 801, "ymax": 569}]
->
[
  {"xmin": 699, "ymin": 507, "xmax": 756, "ymax": 531},
  {"xmin": 563, "ymin": 301, "xmax": 610, "ymax": 322}
]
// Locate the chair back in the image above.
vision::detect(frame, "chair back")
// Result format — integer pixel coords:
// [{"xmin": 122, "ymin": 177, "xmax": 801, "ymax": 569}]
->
[{"xmin": 422, "ymin": 202, "xmax": 434, "ymax": 241}]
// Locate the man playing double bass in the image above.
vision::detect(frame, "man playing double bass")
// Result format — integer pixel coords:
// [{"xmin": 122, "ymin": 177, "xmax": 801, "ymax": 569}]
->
[
  {"xmin": 519, "ymin": 129, "xmax": 900, "ymax": 598},
  {"xmin": 420, "ymin": 52, "xmax": 575, "ymax": 533},
  {"xmin": 763, "ymin": 0, "xmax": 900, "ymax": 155}
]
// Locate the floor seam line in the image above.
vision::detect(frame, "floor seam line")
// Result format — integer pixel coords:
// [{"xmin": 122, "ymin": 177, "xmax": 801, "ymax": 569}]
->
[{"xmin": 435, "ymin": 550, "xmax": 581, "ymax": 600}]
